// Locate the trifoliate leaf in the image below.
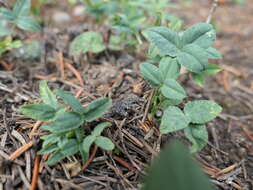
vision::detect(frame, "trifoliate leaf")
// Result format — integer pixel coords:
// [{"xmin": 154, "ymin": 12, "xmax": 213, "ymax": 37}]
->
[{"xmin": 160, "ymin": 106, "xmax": 190, "ymax": 134}]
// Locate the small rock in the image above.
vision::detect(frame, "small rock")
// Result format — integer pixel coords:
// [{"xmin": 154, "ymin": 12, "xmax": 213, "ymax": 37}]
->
[
  {"xmin": 73, "ymin": 5, "xmax": 85, "ymax": 17},
  {"xmin": 52, "ymin": 11, "xmax": 71, "ymax": 23}
]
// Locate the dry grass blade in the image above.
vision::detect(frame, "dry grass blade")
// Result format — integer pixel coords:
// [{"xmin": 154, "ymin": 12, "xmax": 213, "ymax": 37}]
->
[{"xmin": 9, "ymin": 141, "xmax": 33, "ymax": 160}]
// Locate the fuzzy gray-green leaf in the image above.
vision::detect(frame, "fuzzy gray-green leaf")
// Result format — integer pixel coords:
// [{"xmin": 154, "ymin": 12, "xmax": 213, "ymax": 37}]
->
[
  {"xmin": 184, "ymin": 100, "xmax": 222, "ymax": 124},
  {"xmin": 140, "ymin": 63, "xmax": 163, "ymax": 88},
  {"xmin": 39, "ymin": 80, "xmax": 59, "ymax": 109},
  {"xmin": 82, "ymin": 135, "xmax": 96, "ymax": 156},
  {"xmin": 56, "ymin": 89, "xmax": 85, "ymax": 114},
  {"xmin": 143, "ymin": 26, "xmax": 180, "ymax": 57},
  {"xmin": 159, "ymin": 57, "xmax": 180, "ymax": 80},
  {"xmin": 92, "ymin": 122, "xmax": 111, "ymax": 136},
  {"xmin": 60, "ymin": 139, "xmax": 79, "ymax": 156},
  {"xmin": 160, "ymin": 106, "xmax": 190, "ymax": 134},
  {"xmin": 182, "ymin": 23, "xmax": 215, "ymax": 48},
  {"xmin": 82, "ymin": 98, "xmax": 112, "ymax": 122},
  {"xmin": 70, "ymin": 32, "xmax": 105, "ymax": 55},
  {"xmin": 95, "ymin": 136, "xmax": 115, "ymax": 150},
  {"xmin": 13, "ymin": 0, "xmax": 31, "ymax": 17},
  {"xmin": 20, "ymin": 104, "xmax": 56, "ymax": 121},
  {"xmin": 161, "ymin": 79, "xmax": 186, "ymax": 100},
  {"xmin": 43, "ymin": 112, "xmax": 84, "ymax": 133},
  {"xmin": 16, "ymin": 16, "xmax": 41, "ymax": 31},
  {"xmin": 184, "ymin": 124, "xmax": 208, "ymax": 153}
]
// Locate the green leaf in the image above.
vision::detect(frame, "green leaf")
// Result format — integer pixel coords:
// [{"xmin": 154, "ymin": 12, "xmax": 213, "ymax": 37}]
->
[
  {"xmin": 69, "ymin": 32, "xmax": 105, "ymax": 55},
  {"xmin": 15, "ymin": 16, "xmax": 41, "ymax": 31},
  {"xmin": 161, "ymin": 79, "xmax": 186, "ymax": 100},
  {"xmin": 13, "ymin": 0, "xmax": 31, "ymax": 17},
  {"xmin": 41, "ymin": 134, "xmax": 60, "ymax": 148},
  {"xmin": 95, "ymin": 136, "xmax": 115, "ymax": 150},
  {"xmin": 0, "ymin": 8, "xmax": 15, "ymax": 22},
  {"xmin": 75, "ymin": 128, "xmax": 84, "ymax": 143},
  {"xmin": 184, "ymin": 124, "xmax": 208, "ymax": 153},
  {"xmin": 0, "ymin": 20, "xmax": 12, "ymax": 36},
  {"xmin": 42, "ymin": 112, "xmax": 84, "ymax": 133},
  {"xmin": 82, "ymin": 135, "xmax": 96, "ymax": 157},
  {"xmin": 159, "ymin": 57, "xmax": 180, "ymax": 80},
  {"xmin": 60, "ymin": 139, "xmax": 79, "ymax": 156},
  {"xmin": 182, "ymin": 23, "xmax": 216, "ymax": 49},
  {"xmin": 159, "ymin": 99, "xmax": 182, "ymax": 110},
  {"xmin": 206, "ymin": 47, "xmax": 222, "ymax": 59},
  {"xmin": 20, "ymin": 104, "xmax": 56, "ymax": 121},
  {"xmin": 192, "ymin": 73, "xmax": 205, "ymax": 88},
  {"xmin": 160, "ymin": 106, "xmax": 190, "ymax": 134},
  {"xmin": 38, "ymin": 144, "xmax": 58, "ymax": 155},
  {"xmin": 142, "ymin": 141, "xmax": 214, "ymax": 190},
  {"xmin": 140, "ymin": 63, "xmax": 163, "ymax": 88},
  {"xmin": 184, "ymin": 100, "xmax": 222, "ymax": 124},
  {"xmin": 39, "ymin": 80, "xmax": 59, "ymax": 109},
  {"xmin": 177, "ymin": 44, "xmax": 208, "ymax": 73},
  {"xmin": 46, "ymin": 151, "xmax": 65, "ymax": 165},
  {"xmin": 56, "ymin": 89, "xmax": 85, "ymax": 114},
  {"xmin": 82, "ymin": 98, "xmax": 112, "ymax": 122},
  {"xmin": 202, "ymin": 63, "xmax": 222, "ymax": 75},
  {"xmin": 92, "ymin": 122, "xmax": 111, "ymax": 136},
  {"xmin": 192, "ymin": 63, "xmax": 222, "ymax": 87},
  {"xmin": 143, "ymin": 26, "xmax": 180, "ymax": 57}
]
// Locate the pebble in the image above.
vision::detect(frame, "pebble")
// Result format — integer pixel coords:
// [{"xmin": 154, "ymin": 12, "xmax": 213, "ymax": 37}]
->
[
  {"xmin": 52, "ymin": 11, "xmax": 71, "ymax": 23},
  {"xmin": 73, "ymin": 5, "xmax": 85, "ymax": 17}
]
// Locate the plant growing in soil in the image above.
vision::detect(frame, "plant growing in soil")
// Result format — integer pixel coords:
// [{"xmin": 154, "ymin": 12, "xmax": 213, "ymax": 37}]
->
[
  {"xmin": 0, "ymin": 0, "xmax": 40, "ymax": 56},
  {"xmin": 140, "ymin": 23, "xmax": 222, "ymax": 152},
  {"xmin": 69, "ymin": 31, "xmax": 106, "ymax": 56},
  {"xmin": 20, "ymin": 81, "xmax": 114, "ymax": 165}
]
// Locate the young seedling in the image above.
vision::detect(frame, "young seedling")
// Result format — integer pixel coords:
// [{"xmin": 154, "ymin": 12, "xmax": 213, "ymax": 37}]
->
[
  {"xmin": 0, "ymin": 0, "xmax": 41, "ymax": 57},
  {"xmin": 140, "ymin": 23, "xmax": 222, "ymax": 152},
  {"xmin": 69, "ymin": 31, "xmax": 105, "ymax": 56},
  {"xmin": 20, "ymin": 81, "xmax": 114, "ymax": 165},
  {"xmin": 0, "ymin": 0, "xmax": 41, "ymax": 32}
]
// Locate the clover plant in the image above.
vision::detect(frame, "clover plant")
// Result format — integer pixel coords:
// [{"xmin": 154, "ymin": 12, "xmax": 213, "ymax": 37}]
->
[
  {"xmin": 20, "ymin": 81, "xmax": 114, "ymax": 165},
  {"xmin": 0, "ymin": 0, "xmax": 41, "ymax": 32},
  {"xmin": 80, "ymin": 0, "xmax": 179, "ymax": 49},
  {"xmin": 69, "ymin": 31, "xmax": 105, "ymax": 56},
  {"xmin": 0, "ymin": 0, "xmax": 41, "ymax": 57},
  {"xmin": 140, "ymin": 23, "xmax": 222, "ymax": 152}
]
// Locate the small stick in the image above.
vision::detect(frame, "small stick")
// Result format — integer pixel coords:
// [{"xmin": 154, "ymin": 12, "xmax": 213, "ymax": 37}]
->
[
  {"xmin": 64, "ymin": 62, "xmax": 84, "ymax": 86},
  {"xmin": 9, "ymin": 141, "xmax": 33, "ymax": 160},
  {"xmin": 30, "ymin": 155, "xmax": 41, "ymax": 190},
  {"xmin": 58, "ymin": 52, "xmax": 65, "ymax": 79},
  {"xmin": 112, "ymin": 155, "xmax": 136, "ymax": 171},
  {"xmin": 142, "ymin": 89, "xmax": 155, "ymax": 122},
  {"xmin": 29, "ymin": 121, "xmax": 43, "ymax": 139},
  {"xmin": 206, "ymin": 0, "xmax": 219, "ymax": 24}
]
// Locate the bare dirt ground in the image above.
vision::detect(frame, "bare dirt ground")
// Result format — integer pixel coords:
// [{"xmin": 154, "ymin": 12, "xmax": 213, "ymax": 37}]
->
[{"xmin": 0, "ymin": 0, "xmax": 252, "ymax": 189}]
